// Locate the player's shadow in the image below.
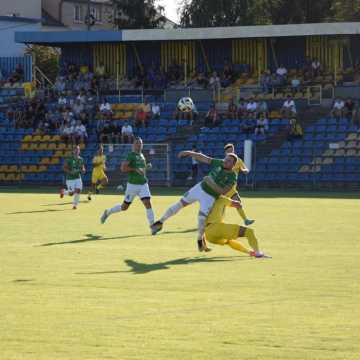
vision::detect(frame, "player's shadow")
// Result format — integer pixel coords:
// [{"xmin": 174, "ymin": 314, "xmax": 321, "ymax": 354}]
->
[
  {"xmin": 77, "ymin": 256, "xmax": 248, "ymax": 275},
  {"xmin": 6, "ymin": 209, "xmax": 71, "ymax": 215},
  {"xmin": 162, "ymin": 228, "xmax": 197, "ymax": 234},
  {"xmin": 40, "ymin": 201, "xmax": 89, "ymax": 206},
  {"xmin": 38, "ymin": 233, "xmax": 145, "ymax": 247}
]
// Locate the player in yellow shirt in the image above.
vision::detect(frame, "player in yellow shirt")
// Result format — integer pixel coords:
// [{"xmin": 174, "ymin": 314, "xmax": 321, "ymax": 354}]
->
[
  {"xmin": 224, "ymin": 143, "xmax": 254, "ymax": 226},
  {"xmin": 88, "ymin": 145, "xmax": 108, "ymax": 200},
  {"xmin": 204, "ymin": 195, "xmax": 267, "ymax": 258}
]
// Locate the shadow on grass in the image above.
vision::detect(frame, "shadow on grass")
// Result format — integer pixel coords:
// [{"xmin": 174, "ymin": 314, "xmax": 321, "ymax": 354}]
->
[
  {"xmin": 38, "ymin": 228, "xmax": 198, "ymax": 247},
  {"xmin": 6, "ymin": 209, "xmax": 71, "ymax": 215},
  {"xmin": 77, "ymin": 256, "xmax": 248, "ymax": 275},
  {"xmin": 41, "ymin": 201, "xmax": 89, "ymax": 206}
]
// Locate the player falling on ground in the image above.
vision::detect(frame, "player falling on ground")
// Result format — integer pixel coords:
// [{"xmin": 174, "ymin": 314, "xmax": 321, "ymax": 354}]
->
[
  {"xmin": 203, "ymin": 195, "xmax": 267, "ymax": 258},
  {"xmin": 88, "ymin": 144, "xmax": 108, "ymax": 201},
  {"xmin": 223, "ymin": 143, "xmax": 254, "ymax": 225},
  {"xmin": 60, "ymin": 145, "xmax": 86, "ymax": 210},
  {"xmin": 152, "ymin": 150, "xmax": 238, "ymax": 251},
  {"xmin": 100, "ymin": 137, "xmax": 155, "ymax": 231}
]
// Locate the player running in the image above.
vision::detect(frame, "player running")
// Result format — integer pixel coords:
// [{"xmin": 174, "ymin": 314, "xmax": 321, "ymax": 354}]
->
[
  {"xmin": 100, "ymin": 137, "xmax": 155, "ymax": 230},
  {"xmin": 223, "ymin": 143, "xmax": 254, "ymax": 225},
  {"xmin": 151, "ymin": 150, "xmax": 238, "ymax": 251},
  {"xmin": 88, "ymin": 145, "xmax": 108, "ymax": 201},
  {"xmin": 203, "ymin": 195, "xmax": 267, "ymax": 258},
  {"xmin": 60, "ymin": 145, "xmax": 86, "ymax": 209}
]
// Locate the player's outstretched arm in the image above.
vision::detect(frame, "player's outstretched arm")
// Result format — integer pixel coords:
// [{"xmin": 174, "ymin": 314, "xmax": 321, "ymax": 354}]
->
[{"xmin": 178, "ymin": 151, "xmax": 212, "ymax": 164}]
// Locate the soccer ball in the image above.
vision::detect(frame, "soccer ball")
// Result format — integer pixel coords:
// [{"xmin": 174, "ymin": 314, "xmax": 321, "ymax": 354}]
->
[
  {"xmin": 177, "ymin": 97, "xmax": 194, "ymax": 113},
  {"xmin": 117, "ymin": 184, "xmax": 124, "ymax": 191}
]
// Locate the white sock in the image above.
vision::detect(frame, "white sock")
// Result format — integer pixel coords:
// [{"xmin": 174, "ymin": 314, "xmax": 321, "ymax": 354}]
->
[
  {"xmin": 64, "ymin": 189, "xmax": 69, "ymax": 195},
  {"xmin": 160, "ymin": 201, "xmax": 184, "ymax": 223},
  {"xmin": 73, "ymin": 193, "xmax": 80, "ymax": 206},
  {"xmin": 197, "ymin": 212, "xmax": 207, "ymax": 241},
  {"xmin": 108, "ymin": 204, "xmax": 122, "ymax": 215},
  {"xmin": 146, "ymin": 208, "xmax": 155, "ymax": 225}
]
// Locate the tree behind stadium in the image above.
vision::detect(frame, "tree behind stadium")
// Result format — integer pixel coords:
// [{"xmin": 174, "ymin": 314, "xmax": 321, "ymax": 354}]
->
[{"xmin": 111, "ymin": 0, "xmax": 166, "ymax": 29}]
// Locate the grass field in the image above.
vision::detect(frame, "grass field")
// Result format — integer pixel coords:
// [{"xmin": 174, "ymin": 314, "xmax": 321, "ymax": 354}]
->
[{"xmin": 1, "ymin": 187, "xmax": 360, "ymax": 360}]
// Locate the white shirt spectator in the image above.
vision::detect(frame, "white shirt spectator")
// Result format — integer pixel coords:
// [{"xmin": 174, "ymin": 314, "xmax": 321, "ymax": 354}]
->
[
  {"xmin": 333, "ymin": 99, "xmax": 345, "ymax": 110},
  {"xmin": 283, "ymin": 99, "xmax": 295, "ymax": 109},
  {"xmin": 100, "ymin": 102, "xmax": 112, "ymax": 112},
  {"xmin": 77, "ymin": 94, "xmax": 87, "ymax": 104},
  {"xmin": 246, "ymin": 101, "xmax": 258, "ymax": 112},
  {"xmin": 312, "ymin": 60, "xmax": 321, "ymax": 70},
  {"xmin": 209, "ymin": 72, "xmax": 221, "ymax": 88},
  {"xmin": 151, "ymin": 104, "xmax": 160, "ymax": 117},
  {"xmin": 74, "ymin": 123, "xmax": 87, "ymax": 136},
  {"xmin": 121, "ymin": 124, "xmax": 133, "ymax": 135},
  {"xmin": 276, "ymin": 66, "xmax": 288, "ymax": 77},
  {"xmin": 62, "ymin": 125, "xmax": 73, "ymax": 136},
  {"xmin": 58, "ymin": 96, "xmax": 67, "ymax": 105},
  {"xmin": 256, "ymin": 117, "xmax": 269, "ymax": 130}
]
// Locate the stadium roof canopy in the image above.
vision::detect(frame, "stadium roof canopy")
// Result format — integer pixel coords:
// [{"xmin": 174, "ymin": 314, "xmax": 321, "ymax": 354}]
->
[{"xmin": 16, "ymin": 22, "xmax": 360, "ymax": 45}]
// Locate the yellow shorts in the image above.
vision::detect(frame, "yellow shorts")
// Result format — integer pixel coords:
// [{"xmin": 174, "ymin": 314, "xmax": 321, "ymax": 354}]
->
[
  {"xmin": 225, "ymin": 186, "xmax": 238, "ymax": 199},
  {"xmin": 205, "ymin": 223, "xmax": 240, "ymax": 245},
  {"xmin": 92, "ymin": 169, "xmax": 107, "ymax": 184}
]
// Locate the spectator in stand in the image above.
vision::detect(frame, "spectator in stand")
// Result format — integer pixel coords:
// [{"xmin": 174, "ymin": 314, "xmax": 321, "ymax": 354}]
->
[
  {"xmin": 237, "ymin": 98, "xmax": 247, "ymax": 119},
  {"xmin": 276, "ymin": 64, "xmax": 288, "ymax": 85},
  {"xmin": 78, "ymin": 110, "xmax": 89, "ymax": 127},
  {"xmin": 260, "ymin": 70, "xmax": 272, "ymax": 93},
  {"xmin": 209, "ymin": 71, "xmax": 221, "ymax": 90},
  {"xmin": 344, "ymin": 98, "xmax": 357, "ymax": 123},
  {"xmin": 99, "ymin": 121, "xmax": 112, "ymax": 143},
  {"xmin": 205, "ymin": 104, "xmax": 221, "ymax": 127},
  {"xmin": 281, "ymin": 95, "xmax": 297, "ymax": 119},
  {"xmin": 221, "ymin": 62, "xmax": 234, "ymax": 88},
  {"xmin": 55, "ymin": 77, "xmax": 66, "ymax": 93},
  {"xmin": 76, "ymin": 90, "xmax": 87, "ymax": 104},
  {"xmin": 135, "ymin": 107, "xmax": 149, "ymax": 127},
  {"xmin": 241, "ymin": 118, "xmax": 255, "ymax": 136},
  {"xmin": 331, "ymin": 98, "xmax": 345, "ymax": 119},
  {"xmin": 72, "ymin": 99, "xmax": 84, "ymax": 117},
  {"xmin": 246, "ymin": 98, "xmax": 258, "ymax": 119},
  {"xmin": 60, "ymin": 122, "xmax": 73, "ymax": 144},
  {"xmin": 291, "ymin": 72, "xmax": 302, "ymax": 93},
  {"xmin": 311, "ymin": 58, "xmax": 321, "ymax": 78},
  {"xmin": 287, "ymin": 118, "xmax": 303, "ymax": 141},
  {"xmin": 254, "ymin": 114, "xmax": 269, "ymax": 136},
  {"xmin": 13, "ymin": 64, "xmax": 24, "ymax": 82},
  {"xmin": 151, "ymin": 103, "xmax": 161, "ymax": 120},
  {"xmin": 95, "ymin": 62, "xmax": 106, "ymax": 79},
  {"xmin": 257, "ymin": 99, "xmax": 268, "ymax": 117},
  {"xmin": 74, "ymin": 120, "xmax": 88, "ymax": 144},
  {"xmin": 227, "ymin": 99, "xmax": 238, "ymax": 120},
  {"xmin": 121, "ymin": 121, "xmax": 134, "ymax": 143},
  {"xmin": 58, "ymin": 94, "xmax": 67, "ymax": 107},
  {"xmin": 140, "ymin": 100, "xmax": 152, "ymax": 120},
  {"xmin": 99, "ymin": 98, "xmax": 112, "ymax": 119}
]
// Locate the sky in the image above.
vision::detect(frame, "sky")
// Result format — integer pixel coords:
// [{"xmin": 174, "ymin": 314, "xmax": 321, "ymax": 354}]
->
[{"xmin": 156, "ymin": 0, "xmax": 182, "ymax": 24}]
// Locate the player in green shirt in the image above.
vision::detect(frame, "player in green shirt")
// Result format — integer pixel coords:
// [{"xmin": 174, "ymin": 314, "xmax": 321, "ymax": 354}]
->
[
  {"xmin": 151, "ymin": 150, "xmax": 238, "ymax": 250},
  {"xmin": 60, "ymin": 145, "xmax": 86, "ymax": 209},
  {"xmin": 100, "ymin": 137, "xmax": 156, "ymax": 231}
]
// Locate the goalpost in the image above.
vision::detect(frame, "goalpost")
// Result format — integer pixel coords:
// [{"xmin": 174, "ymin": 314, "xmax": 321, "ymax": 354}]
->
[{"xmin": 103, "ymin": 143, "xmax": 171, "ymax": 187}]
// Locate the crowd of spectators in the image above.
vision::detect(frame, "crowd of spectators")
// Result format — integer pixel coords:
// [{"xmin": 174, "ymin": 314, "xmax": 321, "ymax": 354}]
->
[
  {"xmin": 330, "ymin": 97, "xmax": 358, "ymax": 123},
  {"xmin": 0, "ymin": 64, "xmax": 24, "ymax": 88}
]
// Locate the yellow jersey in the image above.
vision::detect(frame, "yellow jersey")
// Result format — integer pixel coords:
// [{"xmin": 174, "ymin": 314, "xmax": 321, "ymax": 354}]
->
[
  {"xmin": 206, "ymin": 196, "xmax": 232, "ymax": 225},
  {"xmin": 92, "ymin": 155, "xmax": 106, "ymax": 171}
]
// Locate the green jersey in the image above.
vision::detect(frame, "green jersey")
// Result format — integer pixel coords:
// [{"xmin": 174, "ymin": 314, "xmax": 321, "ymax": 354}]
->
[
  {"xmin": 65, "ymin": 156, "xmax": 84, "ymax": 180},
  {"xmin": 201, "ymin": 159, "xmax": 237, "ymax": 198},
  {"xmin": 126, "ymin": 151, "xmax": 147, "ymax": 185}
]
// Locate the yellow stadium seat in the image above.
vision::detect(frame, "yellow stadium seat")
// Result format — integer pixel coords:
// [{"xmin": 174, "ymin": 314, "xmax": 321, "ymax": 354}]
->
[
  {"xmin": 29, "ymin": 143, "xmax": 39, "ymax": 150},
  {"xmin": 52, "ymin": 135, "xmax": 61, "ymax": 142},
  {"xmin": 0, "ymin": 165, "xmax": 7, "ymax": 172},
  {"xmin": 322, "ymin": 158, "xmax": 333, "ymax": 165},
  {"xmin": 299, "ymin": 165, "xmax": 310, "ymax": 173},
  {"xmin": 346, "ymin": 149, "xmax": 357, "ymax": 156},
  {"xmin": 346, "ymin": 133, "xmax": 357, "ymax": 141},
  {"xmin": 334, "ymin": 149, "xmax": 345, "ymax": 157},
  {"xmin": 9, "ymin": 165, "xmax": 18, "ymax": 173},
  {"xmin": 79, "ymin": 143, "xmax": 85, "ymax": 150},
  {"xmin": 29, "ymin": 165, "xmax": 37, "ymax": 172},
  {"xmin": 42, "ymin": 135, "xmax": 51, "ymax": 142},
  {"xmin": 0, "ymin": 173, "xmax": 5, "ymax": 180},
  {"xmin": 6, "ymin": 174, "xmax": 16, "ymax": 181},
  {"xmin": 40, "ymin": 157, "xmax": 51, "ymax": 165},
  {"xmin": 38, "ymin": 165, "xmax": 47, "ymax": 172},
  {"xmin": 38, "ymin": 143, "xmax": 49, "ymax": 150},
  {"xmin": 32, "ymin": 135, "xmax": 42, "ymax": 142},
  {"xmin": 20, "ymin": 165, "xmax": 29, "ymax": 173},
  {"xmin": 47, "ymin": 143, "xmax": 57, "ymax": 150},
  {"xmin": 323, "ymin": 149, "xmax": 335, "ymax": 157},
  {"xmin": 345, "ymin": 141, "xmax": 357, "ymax": 149},
  {"xmin": 57, "ymin": 143, "xmax": 66, "ymax": 150},
  {"xmin": 21, "ymin": 143, "xmax": 30, "ymax": 151},
  {"xmin": 23, "ymin": 135, "xmax": 32, "ymax": 142},
  {"xmin": 51, "ymin": 157, "xmax": 60, "ymax": 164}
]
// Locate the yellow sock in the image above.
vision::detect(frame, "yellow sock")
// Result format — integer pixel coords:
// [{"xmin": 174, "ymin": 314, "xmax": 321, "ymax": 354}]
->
[
  {"xmin": 244, "ymin": 228, "xmax": 259, "ymax": 252},
  {"xmin": 228, "ymin": 239, "xmax": 250, "ymax": 254},
  {"xmin": 237, "ymin": 207, "xmax": 247, "ymax": 221},
  {"xmin": 97, "ymin": 184, "xmax": 104, "ymax": 190}
]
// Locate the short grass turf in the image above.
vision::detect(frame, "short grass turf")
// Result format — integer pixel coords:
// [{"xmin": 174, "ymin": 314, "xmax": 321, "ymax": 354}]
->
[{"xmin": 1, "ymin": 188, "xmax": 360, "ymax": 360}]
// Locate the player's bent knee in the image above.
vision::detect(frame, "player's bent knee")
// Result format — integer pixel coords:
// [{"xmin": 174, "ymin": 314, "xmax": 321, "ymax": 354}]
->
[
  {"xmin": 122, "ymin": 202, "xmax": 131, "ymax": 210},
  {"xmin": 238, "ymin": 226, "xmax": 247, "ymax": 237},
  {"xmin": 180, "ymin": 199, "xmax": 189, "ymax": 207}
]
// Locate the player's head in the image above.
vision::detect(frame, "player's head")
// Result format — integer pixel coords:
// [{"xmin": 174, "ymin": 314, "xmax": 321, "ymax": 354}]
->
[
  {"xmin": 98, "ymin": 144, "xmax": 104, "ymax": 155},
  {"xmin": 223, "ymin": 153, "xmax": 238, "ymax": 170},
  {"xmin": 73, "ymin": 145, "xmax": 80, "ymax": 157},
  {"xmin": 224, "ymin": 143, "xmax": 235, "ymax": 155},
  {"xmin": 133, "ymin": 137, "xmax": 143, "ymax": 152}
]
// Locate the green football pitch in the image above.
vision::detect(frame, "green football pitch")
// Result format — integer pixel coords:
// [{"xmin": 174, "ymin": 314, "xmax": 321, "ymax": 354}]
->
[{"xmin": 1, "ymin": 187, "xmax": 360, "ymax": 360}]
